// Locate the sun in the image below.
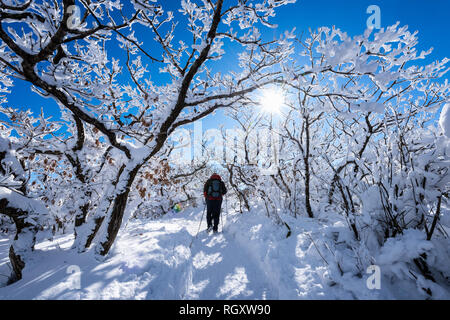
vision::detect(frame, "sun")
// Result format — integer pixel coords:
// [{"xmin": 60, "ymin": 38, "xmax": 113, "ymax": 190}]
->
[{"xmin": 259, "ymin": 88, "xmax": 285, "ymax": 113}]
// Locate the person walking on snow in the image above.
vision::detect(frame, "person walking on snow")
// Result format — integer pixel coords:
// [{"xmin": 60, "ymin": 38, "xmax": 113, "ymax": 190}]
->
[{"xmin": 203, "ymin": 173, "xmax": 227, "ymax": 233}]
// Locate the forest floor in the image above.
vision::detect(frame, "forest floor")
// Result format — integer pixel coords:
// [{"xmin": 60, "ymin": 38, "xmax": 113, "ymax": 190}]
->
[{"xmin": 0, "ymin": 205, "xmax": 448, "ymax": 299}]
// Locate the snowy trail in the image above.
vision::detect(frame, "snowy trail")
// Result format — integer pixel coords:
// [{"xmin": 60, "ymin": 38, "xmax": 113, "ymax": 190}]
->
[
  {"xmin": 184, "ymin": 225, "xmax": 278, "ymax": 299},
  {"xmin": 119, "ymin": 207, "xmax": 281, "ymax": 299},
  {"xmin": 0, "ymin": 206, "xmax": 373, "ymax": 299},
  {"xmin": 0, "ymin": 207, "xmax": 281, "ymax": 299},
  {"xmin": 112, "ymin": 208, "xmax": 355, "ymax": 300}
]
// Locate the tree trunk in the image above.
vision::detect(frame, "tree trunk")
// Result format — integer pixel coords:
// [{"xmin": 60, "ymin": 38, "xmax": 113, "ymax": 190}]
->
[
  {"xmin": 0, "ymin": 199, "xmax": 38, "ymax": 284},
  {"xmin": 83, "ymin": 217, "xmax": 105, "ymax": 249},
  {"xmin": 97, "ymin": 165, "xmax": 141, "ymax": 256},
  {"xmin": 74, "ymin": 201, "xmax": 90, "ymax": 231},
  {"xmin": 303, "ymin": 117, "xmax": 314, "ymax": 218}
]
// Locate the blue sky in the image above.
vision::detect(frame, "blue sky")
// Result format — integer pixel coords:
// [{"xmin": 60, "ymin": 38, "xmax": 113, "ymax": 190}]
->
[{"xmin": 3, "ymin": 0, "xmax": 450, "ymax": 133}]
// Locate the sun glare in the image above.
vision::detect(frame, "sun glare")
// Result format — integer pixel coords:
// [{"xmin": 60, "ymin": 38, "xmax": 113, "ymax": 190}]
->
[{"xmin": 259, "ymin": 88, "xmax": 285, "ymax": 113}]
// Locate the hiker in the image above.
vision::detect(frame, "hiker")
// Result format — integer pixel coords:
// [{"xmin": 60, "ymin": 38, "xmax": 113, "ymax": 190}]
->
[{"xmin": 203, "ymin": 173, "xmax": 227, "ymax": 233}]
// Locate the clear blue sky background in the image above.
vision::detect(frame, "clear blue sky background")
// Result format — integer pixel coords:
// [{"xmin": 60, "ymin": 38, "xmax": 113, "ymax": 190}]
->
[
  {"xmin": 274, "ymin": 0, "xmax": 450, "ymax": 61},
  {"xmin": 4, "ymin": 0, "xmax": 450, "ymax": 132}
]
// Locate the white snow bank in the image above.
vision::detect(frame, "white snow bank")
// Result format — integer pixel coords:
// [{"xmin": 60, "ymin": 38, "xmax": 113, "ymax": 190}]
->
[{"xmin": 0, "ymin": 187, "xmax": 48, "ymax": 220}]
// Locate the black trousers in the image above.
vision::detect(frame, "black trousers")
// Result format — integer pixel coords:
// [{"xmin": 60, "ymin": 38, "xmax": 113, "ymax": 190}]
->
[{"xmin": 206, "ymin": 199, "xmax": 222, "ymax": 231}]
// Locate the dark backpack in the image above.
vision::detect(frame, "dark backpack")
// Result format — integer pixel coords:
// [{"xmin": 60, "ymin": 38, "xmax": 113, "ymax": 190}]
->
[{"xmin": 207, "ymin": 179, "xmax": 222, "ymax": 198}]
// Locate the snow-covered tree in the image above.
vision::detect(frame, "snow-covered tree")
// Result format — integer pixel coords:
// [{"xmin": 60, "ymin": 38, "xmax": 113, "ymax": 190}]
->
[
  {"xmin": 221, "ymin": 23, "xmax": 449, "ymax": 295},
  {"xmin": 0, "ymin": 135, "xmax": 49, "ymax": 282}
]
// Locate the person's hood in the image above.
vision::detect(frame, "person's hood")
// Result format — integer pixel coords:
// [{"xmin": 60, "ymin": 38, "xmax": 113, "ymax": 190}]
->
[{"xmin": 210, "ymin": 174, "xmax": 221, "ymax": 180}]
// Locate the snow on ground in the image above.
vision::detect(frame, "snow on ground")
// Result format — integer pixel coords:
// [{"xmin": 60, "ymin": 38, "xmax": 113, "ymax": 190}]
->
[{"xmin": 0, "ymin": 205, "xmax": 449, "ymax": 299}]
